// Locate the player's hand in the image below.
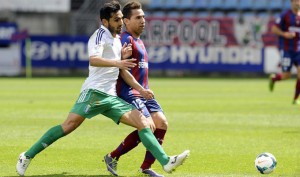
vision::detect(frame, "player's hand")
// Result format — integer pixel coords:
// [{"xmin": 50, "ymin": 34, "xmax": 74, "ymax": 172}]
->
[
  {"xmin": 139, "ymin": 88, "xmax": 154, "ymax": 100},
  {"xmin": 283, "ymin": 32, "xmax": 296, "ymax": 39},
  {"xmin": 116, "ymin": 58, "xmax": 137, "ymax": 70},
  {"xmin": 121, "ymin": 42, "xmax": 132, "ymax": 59},
  {"xmin": 147, "ymin": 118, "xmax": 156, "ymax": 132}
]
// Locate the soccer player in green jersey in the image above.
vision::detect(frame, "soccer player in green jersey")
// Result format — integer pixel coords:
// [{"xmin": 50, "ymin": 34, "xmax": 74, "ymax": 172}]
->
[{"xmin": 16, "ymin": 1, "xmax": 189, "ymax": 176}]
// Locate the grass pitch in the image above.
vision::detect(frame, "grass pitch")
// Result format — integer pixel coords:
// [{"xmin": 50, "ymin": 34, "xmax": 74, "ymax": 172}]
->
[{"xmin": 0, "ymin": 77, "xmax": 299, "ymax": 177}]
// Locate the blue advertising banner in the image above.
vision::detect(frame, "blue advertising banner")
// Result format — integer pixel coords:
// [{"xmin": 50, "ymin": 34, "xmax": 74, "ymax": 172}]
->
[
  {"xmin": 21, "ymin": 35, "xmax": 89, "ymax": 68},
  {"xmin": 20, "ymin": 35, "xmax": 265, "ymax": 72},
  {"xmin": 0, "ymin": 23, "xmax": 18, "ymax": 45},
  {"xmin": 141, "ymin": 16, "xmax": 271, "ymax": 73},
  {"xmin": 20, "ymin": 13, "xmax": 278, "ymax": 73},
  {"xmin": 147, "ymin": 45, "xmax": 265, "ymax": 72}
]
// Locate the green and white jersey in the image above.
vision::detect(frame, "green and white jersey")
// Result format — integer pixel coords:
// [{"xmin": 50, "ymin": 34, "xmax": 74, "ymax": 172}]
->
[{"xmin": 81, "ymin": 25, "xmax": 122, "ymax": 96}]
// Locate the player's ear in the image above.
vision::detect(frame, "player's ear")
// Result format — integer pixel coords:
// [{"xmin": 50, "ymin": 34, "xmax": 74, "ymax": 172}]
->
[
  {"xmin": 101, "ymin": 19, "xmax": 109, "ymax": 27},
  {"xmin": 123, "ymin": 18, "xmax": 130, "ymax": 26}
]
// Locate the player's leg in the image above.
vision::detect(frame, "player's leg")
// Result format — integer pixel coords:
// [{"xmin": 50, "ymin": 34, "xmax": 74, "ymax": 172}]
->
[
  {"xmin": 121, "ymin": 110, "xmax": 189, "ymax": 174},
  {"xmin": 107, "ymin": 118, "xmax": 155, "ymax": 159},
  {"xmin": 105, "ymin": 98, "xmax": 156, "ymax": 176},
  {"xmin": 140, "ymin": 112, "xmax": 167, "ymax": 177},
  {"xmin": 270, "ymin": 71, "xmax": 292, "ymax": 91},
  {"xmin": 108, "ymin": 98, "xmax": 155, "ymax": 159},
  {"xmin": 16, "ymin": 89, "xmax": 96, "ymax": 176},
  {"xmin": 293, "ymin": 65, "xmax": 300, "ymax": 104},
  {"xmin": 103, "ymin": 97, "xmax": 148, "ymax": 176},
  {"xmin": 140, "ymin": 99, "xmax": 168, "ymax": 176},
  {"xmin": 16, "ymin": 113, "xmax": 85, "ymax": 176},
  {"xmin": 104, "ymin": 96, "xmax": 189, "ymax": 174},
  {"xmin": 269, "ymin": 51, "xmax": 292, "ymax": 92},
  {"xmin": 120, "ymin": 109, "xmax": 170, "ymax": 164}
]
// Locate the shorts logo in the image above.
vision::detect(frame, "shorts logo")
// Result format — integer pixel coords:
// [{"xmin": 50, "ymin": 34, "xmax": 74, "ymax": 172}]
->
[{"xmin": 84, "ymin": 104, "xmax": 91, "ymax": 113}]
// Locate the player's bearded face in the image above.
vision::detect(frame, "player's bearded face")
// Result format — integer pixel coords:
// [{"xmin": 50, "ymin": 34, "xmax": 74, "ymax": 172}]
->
[{"xmin": 108, "ymin": 11, "xmax": 123, "ymax": 35}]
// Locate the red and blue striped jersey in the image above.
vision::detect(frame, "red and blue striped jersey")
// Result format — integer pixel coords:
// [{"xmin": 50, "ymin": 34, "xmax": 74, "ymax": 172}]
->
[
  {"xmin": 276, "ymin": 9, "xmax": 300, "ymax": 52},
  {"xmin": 116, "ymin": 31, "xmax": 149, "ymax": 99}
]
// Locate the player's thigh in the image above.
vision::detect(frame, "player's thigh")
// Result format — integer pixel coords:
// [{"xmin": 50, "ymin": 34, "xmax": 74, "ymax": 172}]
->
[
  {"xmin": 102, "ymin": 96, "xmax": 136, "ymax": 124},
  {"xmin": 123, "ymin": 97, "xmax": 155, "ymax": 131},
  {"xmin": 120, "ymin": 109, "xmax": 149, "ymax": 130},
  {"xmin": 144, "ymin": 99, "xmax": 167, "ymax": 129},
  {"xmin": 130, "ymin": 98, "xmax": 151, "ymax": 118}
]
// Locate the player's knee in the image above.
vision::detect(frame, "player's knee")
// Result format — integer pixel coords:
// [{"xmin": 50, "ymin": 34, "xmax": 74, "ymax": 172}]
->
[
  {"xmin": 154, "ymin": 117, "xmax": 168, "ymax": 130},
  {"xmin": 153, "ymin": 113, "xmax": 168, "ymax": 130},
  {"xmin": 160, "ymin": 119, "xmax": 168, "ymax": 130},
  {"xmin": 136, "ymin": 117, "xmax": 150, "ymax": 130},
  {"xmin": 61, "ymin": 122, "xmax": 76, "ymax": 134},
  {"xmin": 61, "ymin": 118, "xmax": 83, "ymax": 134}
]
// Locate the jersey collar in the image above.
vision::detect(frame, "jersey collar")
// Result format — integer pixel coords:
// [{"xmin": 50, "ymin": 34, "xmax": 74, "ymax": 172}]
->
[{"xmin": 100, "ymin": 25, "xmax": 119, "ymax": 39}]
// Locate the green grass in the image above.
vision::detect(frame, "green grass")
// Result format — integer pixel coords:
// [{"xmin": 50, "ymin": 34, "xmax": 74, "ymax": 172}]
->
[{"xmin": 0, "ymin": 77, "xmax": 299, "ymax": 177}]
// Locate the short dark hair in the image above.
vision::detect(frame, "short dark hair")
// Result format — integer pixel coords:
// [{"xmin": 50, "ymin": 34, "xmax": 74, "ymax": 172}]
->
[
  {"xmin": 122, "ymin": 1, "xmax": 142, "ymax": 19},
  {"xmin": 100, "ymin": 1, "xmax": 121, "ymax": 21}
]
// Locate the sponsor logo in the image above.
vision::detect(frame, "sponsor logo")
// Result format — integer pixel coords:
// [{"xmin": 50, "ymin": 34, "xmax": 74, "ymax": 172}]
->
[
  {"xmin": 42, "ymin": 143, "xmax": 48, "ymax": 148},
  {"xmin": 0, "ymin": 26, "xmax": 17, "ymax": 40},
  {"xmin": 84, "ymin": 105, "xmax": 91, "ymax": 113},
  {"xmin": 171, "ymin": 156, "xmax": 178, "ymax": 164},
  {"xmin": 148, "ymin": 46, "xmax": 262, "ymax": 65},
  {"xmin": 289, "ymin": 26, "xmax": 300, "ymax": 33},
  {"xmin": 30, "ymin": 41, "xmax": 50, "ymax": 60},
  {"xmin": 257, "ymin": 160, "xmax": 267, "ymax": 164},
  {"xmin": 138, "ymin": 61, "xmax": 148, "ymax": 68},
  {"xmin": 26, "ymin": 40, "xmax": 88, "ymax": 61}
]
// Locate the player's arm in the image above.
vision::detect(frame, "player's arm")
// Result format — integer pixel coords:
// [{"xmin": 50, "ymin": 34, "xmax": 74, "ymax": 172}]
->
[
  {"xmin": 120, "ymin": 70, "xmax": 154, "ymax": 100},
  {"xmin": 90, "ymin": 56, "xmax": 136, "ymax": 70},
  {"xmin": 271, "ymin": 24, "xmax": 295, "ymax": 39},
  {"xmin": 90, "ymin": 44, "xmax": 136, "ymax": 70}
]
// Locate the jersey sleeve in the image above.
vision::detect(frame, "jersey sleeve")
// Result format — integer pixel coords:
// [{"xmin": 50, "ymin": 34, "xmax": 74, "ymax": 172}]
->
[
  {"xmin": 275, "ymin": 13, "xmax": 285, "ymax": 29},
  {"xmin": 121, "ymin": 35, "xmax": 133, "ymax": 59},
  {"xmin": 88, "ymin": 33, "xmax": 106, "ymax": 57},
  {"xmin": 121, "ymin": 35, "xmax": 133, "ymax": 46}
]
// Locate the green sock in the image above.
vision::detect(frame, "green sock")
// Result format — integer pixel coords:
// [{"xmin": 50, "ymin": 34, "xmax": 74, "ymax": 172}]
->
[
  {"xmin": 138, "ymin": 128, "xmax": 169, "ymax": 166},
  {"xmin": 25, "ymin": 125, "xmax": 65, "ymax": 158}
]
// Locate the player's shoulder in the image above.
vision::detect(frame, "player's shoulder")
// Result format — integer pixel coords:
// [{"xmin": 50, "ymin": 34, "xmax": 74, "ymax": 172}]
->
[
  {"xmin": 275, "ymin": 9, "xmax": 291, "ymax": 24},
  {"xmin": 280, "ymin": 9, "xmax": 292, "ymax": 17},
  {"xmin": 90, "ymin": 27, "xmax": 110, "ymax": 44},
  {"xmin": 121, "ymin": 31, "xmax": 133, "ymax": 43}
]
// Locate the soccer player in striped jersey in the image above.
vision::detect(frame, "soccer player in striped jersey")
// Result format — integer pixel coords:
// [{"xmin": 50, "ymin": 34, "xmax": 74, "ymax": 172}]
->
[
  {"xmin": 16, "ymin": 1, "xmax": 189, "ymax": 176},
  {"xmin": 103, "ymin": 2, "xmax": 178, "ymax": 177},
  {"xmin": 270, "ymin": 0, "xmax": 300, "ymax": 104}
]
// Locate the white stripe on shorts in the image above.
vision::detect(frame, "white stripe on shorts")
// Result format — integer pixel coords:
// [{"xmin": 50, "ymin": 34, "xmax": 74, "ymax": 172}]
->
[{"xmin": 77, "ymin": 89, "xmax": 88, "ymax": 103}]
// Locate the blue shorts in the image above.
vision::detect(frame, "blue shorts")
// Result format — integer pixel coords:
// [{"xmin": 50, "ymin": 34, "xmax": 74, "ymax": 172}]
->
[
  {"xmin": 280, "ymin": 50, "xmax": 300, "ymax": 72},
  {"xmin": 122, "ymin": 97, "xmax": 163, "ymax": 118}
]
